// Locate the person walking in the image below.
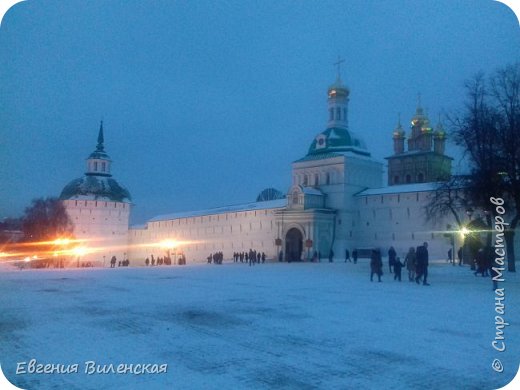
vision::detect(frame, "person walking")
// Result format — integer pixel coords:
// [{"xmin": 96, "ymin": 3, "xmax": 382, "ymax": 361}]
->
[
  {"xmin": 345, "ymin": 249, "xmax": 351, "ymax": 263},
  {"xmin": 328, "ymin": 249, "xmax": 334, "ymax": 263},
  {"xmin": 393, "ymin": 256, "xmax": 404, "ymax": 281},
  {"xmin": 415, "ymin": 242, "xmax": 430, "ymax": 286},
  {"xmin": 404, "ymin": 247, "xmax": 416, "ymax": 282},
  {"xmin": 388, "ymin": 246, "xmax": 396, "ymax": 273},
  {"xmin": 370, "ymin": 249, "xmax": 383, "ymax": 282},
  {"xmin": 352, "ymin": 249, "xmax": 358, "ymax": 264}
]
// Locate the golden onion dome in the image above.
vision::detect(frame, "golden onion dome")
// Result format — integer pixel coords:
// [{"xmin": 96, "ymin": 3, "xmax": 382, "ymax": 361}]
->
[
  {"xmin": 393, "ymin": 115, "xmax": 405, "ymax": 138},
  {"xmin": 421, "ymin": 117, "xmax": 432, "ymax": 133},
  {"xmin": 328, "ymin": 77, "xmax": 350, "ymax": 98}
]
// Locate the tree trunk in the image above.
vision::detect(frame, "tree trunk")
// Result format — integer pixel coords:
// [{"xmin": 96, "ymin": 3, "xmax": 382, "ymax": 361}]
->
[{"xmin": 505, "ymin": 216, "xmax": 518, "ymax": 272}]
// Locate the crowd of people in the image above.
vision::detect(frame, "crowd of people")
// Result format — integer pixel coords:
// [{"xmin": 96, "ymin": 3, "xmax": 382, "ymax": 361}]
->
[
  {"xmin": 369, "ymin": 243, "xmax": 430, "ymax": 285},
  {"xmin": 206, "ymin": 250, "xmax": 267, "ymax": 266},
  {"xmin": 109, "ymin": 256, "xmax": 130, "ymax": 268},
  {"xmin": 144, "ymin": 253, "xmax": 186, "ymax": 266}
]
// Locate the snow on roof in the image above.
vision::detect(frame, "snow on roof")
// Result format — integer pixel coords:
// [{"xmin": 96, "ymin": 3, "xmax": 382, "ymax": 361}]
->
[
  {"xmin": 302, "ymin": 187, "xmax": 324, "ymax": 195},
  {"xmin": 355, "ymin": 182, "xmax": 441, "ymax": 196},
  {"xmin": 148, "ymin": 198, "xmax": 287, "ymax": 222}
]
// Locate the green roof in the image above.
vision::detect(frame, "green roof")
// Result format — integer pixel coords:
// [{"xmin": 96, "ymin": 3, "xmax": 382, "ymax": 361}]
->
[
  {"xmin": 304, "ymin": 127, "xmax": 370, "ymax": 158},
  {"xmin": 60, "ymin": 175, "xmax": 131, "ymax": 202}
]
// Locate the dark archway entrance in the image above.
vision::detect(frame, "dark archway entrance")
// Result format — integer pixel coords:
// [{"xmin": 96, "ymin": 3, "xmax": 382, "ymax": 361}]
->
[{"xmin": 285, "ymin": 228, "xmax": 303, "ymax": 262}]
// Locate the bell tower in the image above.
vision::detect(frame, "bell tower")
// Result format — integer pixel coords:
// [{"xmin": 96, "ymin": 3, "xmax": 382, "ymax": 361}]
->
[{"xmin": 327, "ymin": 57, "xmax": 350, "ymax": 129}]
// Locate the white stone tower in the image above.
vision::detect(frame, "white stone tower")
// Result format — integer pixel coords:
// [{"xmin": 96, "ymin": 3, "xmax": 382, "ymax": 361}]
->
[{"xmin": 60, "ymin": 122, "xmax": 132, "ymax": 267}]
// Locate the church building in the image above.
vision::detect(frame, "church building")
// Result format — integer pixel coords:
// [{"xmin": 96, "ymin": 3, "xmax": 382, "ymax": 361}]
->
[
  {"xmin": 124, "ymin": 74, "xmax": 456, "ymax": 264},
  {"xmin": 60, "ymin": 72, "xmax": 461, "ymax": 265}
]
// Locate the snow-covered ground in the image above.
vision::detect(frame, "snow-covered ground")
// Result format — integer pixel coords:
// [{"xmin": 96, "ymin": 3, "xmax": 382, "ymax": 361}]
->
[{"xmin": 0, "ymin": 259, "xmax": 518, "ymax": 389}]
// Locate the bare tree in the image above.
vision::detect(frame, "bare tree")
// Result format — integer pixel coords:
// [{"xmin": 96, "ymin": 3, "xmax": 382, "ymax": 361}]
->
[
  {"xmin": 22, "ymin": 197, "xmax": 74, "ymax": 242},
  {"xmin": 450, "ymin": 64, "xmax": 520, "ymax": 272}
]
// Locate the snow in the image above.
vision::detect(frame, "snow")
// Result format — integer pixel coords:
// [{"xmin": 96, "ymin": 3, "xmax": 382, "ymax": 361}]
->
[
  {"xmin": 356, "ymin": 182, "xmax": 441, "ymax": 196},
  {"xmin": 0, "ymin": 259, "xmax": 518, "ymax": 389}
]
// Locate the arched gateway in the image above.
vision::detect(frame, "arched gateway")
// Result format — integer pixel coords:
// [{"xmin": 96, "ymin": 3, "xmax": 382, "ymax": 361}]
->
[{"xmin": 285, "ymin": 228, "xmax": 303, "ymax": 262}]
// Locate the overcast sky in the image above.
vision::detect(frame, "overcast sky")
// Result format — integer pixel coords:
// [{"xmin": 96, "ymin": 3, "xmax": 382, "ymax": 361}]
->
[{"xmin": 1, "ymin": 0, "xmax": 519, "ymax": 224}]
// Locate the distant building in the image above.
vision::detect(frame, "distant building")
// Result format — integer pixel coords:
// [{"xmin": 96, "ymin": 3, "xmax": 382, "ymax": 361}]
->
[
  {"xmin": 127, "ymin": 74, "xmax": 458, "ymax": 263},
  {"xmin": 386, "ymin": 103, "xmax": 452, "ymax": 186},
  {"xmin": 60, "ymin": 73, "xmax": 467, "ymax": 266},
  {"xmin": 59, "ymin": 122, "xmax": 132, "ymax": 266}
]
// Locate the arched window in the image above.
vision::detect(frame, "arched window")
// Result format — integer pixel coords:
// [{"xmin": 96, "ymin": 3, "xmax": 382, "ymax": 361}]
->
[
  {"xmin": 336, "ymin": 107, "xmax": 341, "ymax": 120},
  {"xmin": 101, "ymin": 162, "xmax": 106, "ymax": 172},
  {"xmin": 325, "ymin": 172, "xmax": 330, "ymax": 185},
  {"xmin": 94, "ymin": 161, "xmax": 98, "ymax": 171},
  {"xmin": 329, "ymin": 108, "xmax": 334, "ymax": 121},
  {"xmin": 292, "ymin": 191, "xmax": 299, "ymax": 205}
]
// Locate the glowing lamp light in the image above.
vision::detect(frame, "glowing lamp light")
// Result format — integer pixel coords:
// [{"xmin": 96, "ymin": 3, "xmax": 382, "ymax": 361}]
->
[
  {"xmin": 24, "ymin": 257, "xmax": 31, "ymax": 262},
  {"xmin": 54, "ymin": 238, "xmax": 71, "ymax": 246},
  {"xmin": 460, "ymin": 227, "xmax": 470, "ymax": 239},
  {"xmin": 73, "ymin": 247, "xmax": 88, "ymax": 256},
  {"xmin": 160, "ymin": 240, "xmax": 178, "ymax": 249}
]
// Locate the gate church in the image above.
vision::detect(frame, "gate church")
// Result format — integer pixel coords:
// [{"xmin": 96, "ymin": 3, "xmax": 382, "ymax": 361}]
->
[{"xmin": 61, "ymin": 72, "xmax": 456, "ymax": 265}]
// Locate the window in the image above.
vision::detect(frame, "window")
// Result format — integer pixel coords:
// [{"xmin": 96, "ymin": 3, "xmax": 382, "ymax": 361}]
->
[
  {"xmin": 94, "ymin": 162, "xmax": 98, "ymax": 171},
  {"xmin": 329, "ymin": 108, "xmax": 334, "ymax": 121},
  {"xmin": 101, "ymin": 162, "xmax": 106, "ymax": 172},
  {"xmin": 325, "ymin": 172, "xmax": 330, "ymax": 185},
  {"xmin": 336, "ymin": 107, "xmax": 341, "ymax": 120},
  {"xmin": 292, "ymin": 191, "xmax": 299, "ymax": 204}
]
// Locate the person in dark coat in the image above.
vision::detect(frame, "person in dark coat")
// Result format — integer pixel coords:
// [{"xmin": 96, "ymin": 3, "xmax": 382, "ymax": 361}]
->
[
  {"xmin": 393, "ymin": 257, "xmax": 404, "ymax": 281},
  {"xmin": 457, "ymin": 246, "xmax": 463, "ymax": 266},
  {"xmin": 370, "ymin": 249, "xmax": 383, "ymax": 282},
  {"xmin": 328, "ymin": 249, "xmax": 334, "ymax": 263},
  {"xmin": 145, "ymin": 257, "xmax": 149, "ymax": 266},
  {"xmin": 110, "ymin": 256, "xmax": 116, "ymax": 268},
  {"xmin": 404, "ymin": 247, "xmax": 416, "ymax": 282},
  {"xmin": 415, "ymin": 242, "xmax": 430, "ymax": 285},
  {"xmin": 352, "ymin": 249, "xmax": 358, "ymax": 264},
  {"xmin": 345, "ymin": 249, "xmax": 351, "ymax": 262},
  {"xmin": 388, "ymin": 246, "xmax": 396, "ymax": 273},
  {"xmin": 474, "ymin": 248, "xmax": 488, "ymax": 277}
]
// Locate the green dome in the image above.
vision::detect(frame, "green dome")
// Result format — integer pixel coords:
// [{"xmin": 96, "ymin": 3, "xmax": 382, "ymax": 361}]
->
[
  {"xmin": 60, "ymin": 175, "xmax": 131, "ymax": 202},
  {"xmin": 307, "ymin": 127, "xmax": 369, "ymax": 156}
]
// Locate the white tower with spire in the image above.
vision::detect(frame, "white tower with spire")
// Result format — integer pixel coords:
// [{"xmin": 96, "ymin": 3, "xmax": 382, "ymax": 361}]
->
[{"xmin": 60, "ymin": 122, "xmax": 132, "ymax": 267}]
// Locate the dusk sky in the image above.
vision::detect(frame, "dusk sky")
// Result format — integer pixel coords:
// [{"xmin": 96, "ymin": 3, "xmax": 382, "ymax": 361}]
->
[{"xmin": 1, "ymin": 0, "xmax": 519, "ymax": 225}]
